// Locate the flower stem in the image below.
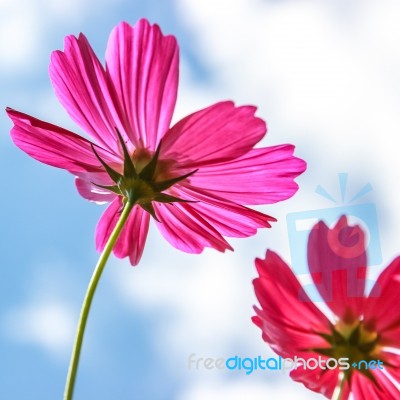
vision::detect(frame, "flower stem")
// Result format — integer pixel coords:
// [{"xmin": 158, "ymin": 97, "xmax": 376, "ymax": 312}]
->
[
  {"xmin": 64, "ymin": 200, "xmax": 134, "ymax": 400},
  {"xmin": 331, "ymin": 372, "xmax": 347, "ymax": 400}
]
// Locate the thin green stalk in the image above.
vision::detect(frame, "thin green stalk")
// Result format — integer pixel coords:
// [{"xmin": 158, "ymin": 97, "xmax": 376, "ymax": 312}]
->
[
  {"xmin": 64, "ymin": 200, "xmax": 134, "ymax": 400},
  {"xmin": 332, "ymin": 372, "xmax": 347, "ymax": 400}
]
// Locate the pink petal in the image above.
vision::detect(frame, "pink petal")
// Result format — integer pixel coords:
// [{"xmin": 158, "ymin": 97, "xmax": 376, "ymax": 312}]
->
[
  {"xmin": 50, "ymin": 32, "xmax": 125, "ymax": 153},
  {"xmin": 105, "ymin": 19, "xmax": 178, "ymax": 150},
  {"xmin": 372, "ymin": 369, "xmax": 400, "ymax": 399},
  {"xmin": 95, "ymin": 197, "xmax": 121, "ymax": 252},
  {"xmin": 6, "ymin": 108, "xmax": 117, "ymax": 173},
  {"xmin": 95, "ymin": 197, "xmax": 150, "ymax": 266},
  {"xmin": 290, "ymin": 362, "xmax": 346, "ymax": 399},
  {"xmin": 113, "ymin": 205, "xmax": 150, "ymax": 266},
  {"xmin": 172, "ymin": 185, "xmax": 275, "ymax": 237},
  {"xmin": 363, "ymin": 257, "xmax": 400, "ymax": 346},
  {"xmin": 184, "ymin": 145, "xmax": 306, "ymax": 205},
  {"xmin": 352, "ymin": 370, "xmax": 400, "ymax": 400},
  {"xmin": 253, "ymin": 250, "xmax": 331, "ymax": 355},
  {"xmin": 380, "ymin": 351, "xmax": 400, "ymax": 384},
  {"xmin": 153, "ymin": 202, "xmax": 232, "ymax": 254},
  {"xmin": 308, "ymin": 217, "xmax": 367, "ymax": 323},
  {"xmin": 75, "ymin": 175, "xmax": 117, "ymax": 203},
  {"xmin": 161, "ymin": 101, "xmax": 266, "ymax": 166}
]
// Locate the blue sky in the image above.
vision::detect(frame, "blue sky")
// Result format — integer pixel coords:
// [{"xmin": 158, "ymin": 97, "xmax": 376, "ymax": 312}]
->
[{"xmin": 1, "ymin": 0, "xmax": 400, "ymax": 399}]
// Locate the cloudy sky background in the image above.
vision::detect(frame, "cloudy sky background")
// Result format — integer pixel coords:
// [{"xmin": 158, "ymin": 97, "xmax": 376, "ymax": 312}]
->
[{"xmin": 1, "ymin": 0, "xmax": 400, "ymax": 399}]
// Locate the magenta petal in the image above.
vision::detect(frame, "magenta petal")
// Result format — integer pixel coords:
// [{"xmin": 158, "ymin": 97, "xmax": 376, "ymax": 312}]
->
[
  {"xmin": 95, "ymin": 198, "xmax": 150, "ymax": 266},
  {"xmin": 290, "ymin": 366, "xmax": 345, "ymax": 399},
  {"xmin": 381, "ymin": 352, "xmax": 400, "ymax": 385},
  {"xmin": 6, "ymin": 108, "xmax": 117, "ymax": 172},
  {"xmin": 253, "ymin": 251, "xmax": 331, "ymax": 355},
  {"xmin": 352, "ymin": 370, "xmax": 400, "ymax": 399},
  {"xmin": 161, "ymin": 101, "xmax": 266, "ymax": 166},
  {"xmin": 75, "ymin": 176, "xmax": 117, "ymax": 203},
  {"xmin": 307, "ymin": 217, "xmax": 367, "ymax": 322},
  {"xmin": 50, "ymin": 33, "xmax": 124, "ymax": 153},
  {"xmin": 363, "ymin": 257, "xmax": 400, "ymax": 346},
  {"xmin": 186, "ymin": 145, "xmax": 306, "ymax": 204},
  {"xmin": 113, "ymin": 206, "xmax": 150, "ymax": 266},
  {"xmin": 106, "ymin": 19, "xmax": 178, "ymax": 150},
  {"xmin": 95, "ymin": 197, "xmax": 122, "ymax": 252},
  {"xmin": 372, "ymin": 369, "xmax": 400, "ymax": 399},
  {"xmin": 154, "ymin": 202, "xmax": 232, "ymax": 253},
  {"xmin": 173, "ymin": 185, "xmax": 275, "ymax": 237}
]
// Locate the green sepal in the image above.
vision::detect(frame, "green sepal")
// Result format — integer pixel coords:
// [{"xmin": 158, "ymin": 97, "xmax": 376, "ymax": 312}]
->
[
  {"xmin": 359, "ymin": 336, "xmax": 380, "ymax": 354},
  {"xmin": 91, "ymin": 182, "xmax": 121, "ymax": 195},
  {"xmin": 140, "ymin": 202, "xmax": 160, "ymax": 222},
  {"xmin": 153, "ymin": 169, "xmax": 198, "ymax": 192},
  {"xmin": 139, "ymin": 140, "xmax": 162, "ymax": 181},
  {"xmin": 318, "ymin": 329, "xmax": 346, "ymax": 346},
  {"xmin": 90, "ymin": 136, "xmax": 200, "ymax": 217},
  {"xmin": 91, "ymin": 144, "xmax": 123, "ymax": 184},
  {"xmin": 349, "ymin": 324, "xmax": 361, "ymax": 346},
  {"xmin": 309, "ymin": 347, "xmax": 335, "ymax": 358},
  {"xmin": 115, "ymin": 128, "xmax": 137, "ymax": 178},
  {"xmin": 154, "ymin": 193, "xmax": 197, "ymax": 203}
]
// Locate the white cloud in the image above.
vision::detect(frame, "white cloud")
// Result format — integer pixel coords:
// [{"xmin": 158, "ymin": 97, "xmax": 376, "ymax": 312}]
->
[
  {"xmin": 4, "ymin": 302, "xmax": 75, "ymax": 356},
  {"xmin": 2, "ymin": 260, "xmax": 78, "ymax": 358},
  {"xmin": 0, "ymin": 0, "xmax": 124, "ymax": 73},
  {"xmin": 173, "ymin": 57, "xmax": 225, "ymax": 124},
  {"xmin": 112, "ymin": 244, "xmax": 254, "ymax": 355},
  {"xmin": 0, "ymin": 1, "xmax": 40, "ymax": 71},
  {"xmin": 41, "ymin": 0, "xmax": 87, "ymax": 20},
  {"xmin": 178, "ymin": 379, "xmax": 322, "ymax": 400}
]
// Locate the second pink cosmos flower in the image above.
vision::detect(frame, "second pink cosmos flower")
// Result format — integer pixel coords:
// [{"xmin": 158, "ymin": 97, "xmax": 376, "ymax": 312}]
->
[
  {"xmin": 7, "ymin": 19, "xmax": 306, "ymax": 266},
  {"xmin": 253, "ymin": 217, "xmax": 400, "ymax": 399}
]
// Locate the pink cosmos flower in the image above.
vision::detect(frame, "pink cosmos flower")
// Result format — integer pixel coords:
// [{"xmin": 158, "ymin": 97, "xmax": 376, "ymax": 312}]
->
[
  {"xmin": 6, "ymin": 19, "xmax": 306, "ymax": 266},
  {"xmin": 253, "ymin": 216, "xmax": 400, "ymax": 399}
]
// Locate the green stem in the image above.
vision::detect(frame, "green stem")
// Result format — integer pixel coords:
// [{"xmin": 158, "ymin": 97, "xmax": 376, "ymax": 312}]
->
[
  {"xmin": 64, "ymin": 200, "xmax": 134, "ymax": 400},
  {"xmin": 332, "ymin": 372, "xmax": 347, "ymax": 400}
]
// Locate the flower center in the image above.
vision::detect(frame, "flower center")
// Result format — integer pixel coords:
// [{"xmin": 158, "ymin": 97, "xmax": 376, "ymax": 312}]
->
[
  {"xmin": 313, "ymin": 320, "xmax": 381, "ymax": 380},
  {"xmin": 90, "ymin": 130, "xmax": 197, "ymax": 220}
]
